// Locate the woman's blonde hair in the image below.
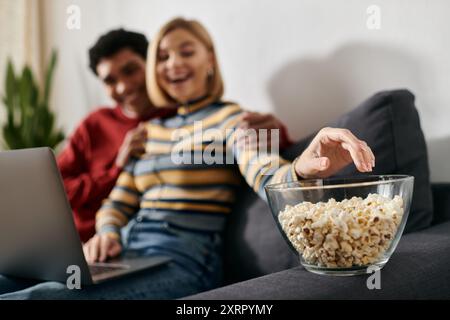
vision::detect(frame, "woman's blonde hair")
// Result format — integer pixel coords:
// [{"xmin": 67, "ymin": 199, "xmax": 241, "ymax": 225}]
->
[{"xmin": 147, "ymin": 17, "xmax": 224, "ymax": 107}]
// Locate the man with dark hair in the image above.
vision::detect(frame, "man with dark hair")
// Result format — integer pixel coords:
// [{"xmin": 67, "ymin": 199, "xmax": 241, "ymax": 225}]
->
[
  {"xmin": 88, "ymin": 29, "xmax": 148, "ymax": 76},
  {"xmin": 57, "ymin": 28, "xmax": 293, "ymax": 242}
]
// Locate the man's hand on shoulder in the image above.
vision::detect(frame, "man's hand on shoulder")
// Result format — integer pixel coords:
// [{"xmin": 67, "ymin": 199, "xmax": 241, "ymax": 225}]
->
[
  {"xmin": 237, "ymin": 111, "xmax": 292, "ymax": 151},
  {"xmin": 115, "ymin": 123, "xmax": 147, "ymax": 168}
]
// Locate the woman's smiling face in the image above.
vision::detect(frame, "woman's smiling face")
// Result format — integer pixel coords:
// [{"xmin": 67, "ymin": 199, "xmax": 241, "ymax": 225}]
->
[{"xmin": 156, "ymin": 28, "xmax": 214, "ymax": 104}]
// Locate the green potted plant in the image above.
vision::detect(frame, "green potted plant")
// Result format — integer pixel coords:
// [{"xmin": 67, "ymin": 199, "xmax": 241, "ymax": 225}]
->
[{"xmin": 2, "ymin": 50, "xmax": 65, "ymax": 150}]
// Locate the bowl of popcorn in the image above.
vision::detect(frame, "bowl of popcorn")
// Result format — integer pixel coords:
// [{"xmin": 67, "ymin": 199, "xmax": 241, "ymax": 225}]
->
[{"xmin": 265, "ymin": 175, "xmax": 414, "ymax": 276}]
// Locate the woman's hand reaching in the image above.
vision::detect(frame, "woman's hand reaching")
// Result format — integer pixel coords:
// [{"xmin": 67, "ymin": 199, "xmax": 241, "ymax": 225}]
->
[{"xmin": 294, "ymin": 127, "xmax": 375, "ymax": 179}]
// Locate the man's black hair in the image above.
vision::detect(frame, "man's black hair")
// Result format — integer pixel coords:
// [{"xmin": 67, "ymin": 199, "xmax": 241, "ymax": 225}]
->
[{"xmin": 88, "ymin": 28, "xmax": 149, "ymax": 75}]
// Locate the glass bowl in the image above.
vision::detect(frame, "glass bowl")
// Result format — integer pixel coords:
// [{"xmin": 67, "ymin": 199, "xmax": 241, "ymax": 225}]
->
[{"xmin": 265, "ymin": 175, "xmax": 414, "ymax": 276}]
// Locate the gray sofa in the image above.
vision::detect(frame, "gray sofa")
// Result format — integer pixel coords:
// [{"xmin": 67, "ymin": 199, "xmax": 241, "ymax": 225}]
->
[{"xmin": 185, "ymin": 90, "xmax": 450, "ymax": 299}]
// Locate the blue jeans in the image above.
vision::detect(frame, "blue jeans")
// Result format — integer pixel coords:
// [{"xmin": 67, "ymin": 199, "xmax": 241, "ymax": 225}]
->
[{"xmin": 0, "ymin": 218, "xmax": 223, "ymax": 299}]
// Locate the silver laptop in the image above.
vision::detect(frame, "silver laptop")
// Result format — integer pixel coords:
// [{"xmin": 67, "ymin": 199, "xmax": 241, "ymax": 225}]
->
[{"xmin": 0, "ymin": 147, "xmax": 171, "ymax": 285}]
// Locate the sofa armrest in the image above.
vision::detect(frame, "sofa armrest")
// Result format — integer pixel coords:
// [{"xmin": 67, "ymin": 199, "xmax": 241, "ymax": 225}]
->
[{"xmin": 184, "ymin": 221, "xmax": 450, "ymax": 299}]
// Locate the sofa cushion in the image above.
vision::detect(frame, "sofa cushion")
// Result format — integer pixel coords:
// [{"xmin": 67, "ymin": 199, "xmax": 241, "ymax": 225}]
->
[
  {"xmin": 222, "ymin": 89, "xmax": 434, "ymax": 284},
  {"xmin": 187, "ymin": 221, "xmax": 450, "ymax": 299}
]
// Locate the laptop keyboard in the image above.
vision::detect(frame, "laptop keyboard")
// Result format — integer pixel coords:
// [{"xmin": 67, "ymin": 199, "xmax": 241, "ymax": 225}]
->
[{"xmin": 88, "ymin": 263, "xmax": 128, "ymax": 276}]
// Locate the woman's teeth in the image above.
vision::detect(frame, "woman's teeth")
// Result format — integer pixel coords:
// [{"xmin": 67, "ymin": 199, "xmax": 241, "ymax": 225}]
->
[{"xmin": 169, "ymin": 74, "xmax": 191, "ymax": 83}]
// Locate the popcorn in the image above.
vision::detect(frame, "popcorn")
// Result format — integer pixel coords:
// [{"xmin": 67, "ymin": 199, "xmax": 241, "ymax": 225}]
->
[{"xmin": 278, "ymin": 194, "xmax": 404, "ymax": 268}]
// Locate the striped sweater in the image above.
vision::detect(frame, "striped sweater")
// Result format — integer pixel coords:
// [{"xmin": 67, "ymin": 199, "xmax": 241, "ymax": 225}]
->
[{"xmin": 96, "ymin": 101, "xmax": 298, "ymax": 238}]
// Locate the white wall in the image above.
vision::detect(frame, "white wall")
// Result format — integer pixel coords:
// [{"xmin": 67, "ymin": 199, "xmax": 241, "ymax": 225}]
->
[{"xmin": 41, "ymin": 0, "xmax": 450, "ymax": 181}]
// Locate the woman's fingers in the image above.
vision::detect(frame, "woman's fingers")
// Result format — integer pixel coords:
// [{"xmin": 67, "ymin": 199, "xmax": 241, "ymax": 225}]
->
[
  {"xmin": 362, "ymin": 141, "xmax": 376, "ymax": 167},
  {"xmin": 353, "ymin": 141, "xmax": 372, "ymax": 172},
  {"xmin": 87, "ymin": 236, "xmax": 100, "ymax": 263},
  {"xmin": 99, "ymin": 236, "xmax": 110, "ymax": 262},
  {"xmin": 82, "ymin": 243, "xmax": 91, "ymax": 263},
  {"xmin": 358, "ymin": 141, "xmax": 375, "ymax": 169},
  {"xmin": 321, "ymin": 128, "xmax": 374, "ymax": 172},
  {"xmin": 341, "ymin": 142, "xmax": 368, "ymax": 172},
  {"xmin": 344, "ymin": 131, "xmax": 375, "ymax": 169}
]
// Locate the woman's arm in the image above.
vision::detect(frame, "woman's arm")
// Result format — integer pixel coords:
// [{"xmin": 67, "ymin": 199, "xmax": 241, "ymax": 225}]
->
[
  {"xmin": 222, "ymin": 106, "xmax": 375, "ymax": 199},
  {"xmin": 83, "ymin": 160, "xmax": 142, "ymax": 263},
  {"xmin": 95, "ymin": 160, "xmax": 141, "ymax": 238}
]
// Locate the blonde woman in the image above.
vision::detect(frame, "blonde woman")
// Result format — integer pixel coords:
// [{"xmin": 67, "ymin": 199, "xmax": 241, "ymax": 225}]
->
[
  {"xmin": 0, "ymin": 18, "xmax": 374, "ymax": 299},
  {"xmin": 84, "ymin": 16, "xmax": 374, "ymax": 297}
]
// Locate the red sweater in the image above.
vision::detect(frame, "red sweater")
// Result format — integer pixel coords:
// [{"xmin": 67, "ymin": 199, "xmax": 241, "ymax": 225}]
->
[{"xmin": 57, "ymin": 105, "xmax": 175, "ymax": 242}]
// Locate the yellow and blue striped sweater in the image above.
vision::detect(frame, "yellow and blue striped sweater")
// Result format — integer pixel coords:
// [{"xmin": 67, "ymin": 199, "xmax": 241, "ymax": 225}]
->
[{"xmin": 96, "ymin": 101, "xmax": 298, "ymax": 237}]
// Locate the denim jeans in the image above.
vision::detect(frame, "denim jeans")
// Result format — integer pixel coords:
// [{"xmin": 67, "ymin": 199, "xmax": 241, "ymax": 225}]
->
[{"xmin": 0, "ymin": 217, "xmax": 223, "ymax": 300}]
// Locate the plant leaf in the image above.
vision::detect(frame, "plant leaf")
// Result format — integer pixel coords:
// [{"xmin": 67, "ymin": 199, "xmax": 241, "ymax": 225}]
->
[
  {"xmin": 43, "ymin": 50, "xmax": 57, "ymax": 106},
  {"xmin": 1, "ymin": 50, "xmax": 65, "ymax": 150},
  {"xmin": 4, "ymin": 59, "xmax": 16, "ymax": 111}
]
